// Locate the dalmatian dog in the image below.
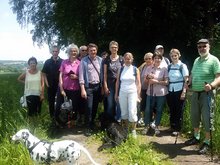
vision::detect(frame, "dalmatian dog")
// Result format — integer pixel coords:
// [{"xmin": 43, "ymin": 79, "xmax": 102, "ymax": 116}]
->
[{"xmin": 12, "ymin": 129, "xmax": 100, "ymax": 165}]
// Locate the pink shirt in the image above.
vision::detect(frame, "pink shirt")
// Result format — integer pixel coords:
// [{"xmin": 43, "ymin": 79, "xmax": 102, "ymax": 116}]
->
[
  {"xmin": 59, "ymin": 59, "xmax": 80, "ymax": 91},
  {"xmin": 143, "ymin": 65, "xmax": 168, "ymax": 96}
]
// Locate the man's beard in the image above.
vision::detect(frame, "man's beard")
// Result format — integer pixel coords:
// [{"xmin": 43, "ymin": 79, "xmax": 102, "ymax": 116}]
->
[{"xmin": 199, "ymin": 51, "xmax": 208, "ymax": 57}]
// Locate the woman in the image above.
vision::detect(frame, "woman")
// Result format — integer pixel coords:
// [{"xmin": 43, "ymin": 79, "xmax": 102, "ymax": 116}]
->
[
  {"xmin": 58, "ymin": 43, "xmax": 81, "ymax": 126},
  {"xmin": 142, "ymin": 51, "xmax": 168, "ymax": 136},
  {"xmin": 103, "ymin": 41, "xmax": 123, "ymax": 121},
  {"xmin": 115, "ymin": 52, "xmax": 141, "ymax": 138},
  {"xmin": 138, "ymin": 52, "xmax": 154, "ymax": 126},
  {"xmin": 17, "ymin": 57, "xmax": 44, "ymax": 119},
  {"xmin": 167, "ymin": 48, "xmax": 189, "ymax": 136}
]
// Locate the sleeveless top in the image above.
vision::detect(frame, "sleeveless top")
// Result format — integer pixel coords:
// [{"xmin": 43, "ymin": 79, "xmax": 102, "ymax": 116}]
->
[{"xmin": 24, "ymin": 70, "xmax": 41, "ymax": 96}]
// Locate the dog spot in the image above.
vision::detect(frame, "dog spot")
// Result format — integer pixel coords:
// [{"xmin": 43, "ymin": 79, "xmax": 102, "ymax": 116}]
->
[{"xmin": 36, "ymin": 153, "xmax": 39, "ymax": 161}]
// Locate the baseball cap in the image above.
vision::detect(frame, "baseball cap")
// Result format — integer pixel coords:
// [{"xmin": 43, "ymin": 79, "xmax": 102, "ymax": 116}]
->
[
  {"xmin": 197, "ymin": 39, "xmax": 209, "ymax": 44},
  {"xmin": 155, "ymin": 45, "xmax": 164, "ymax": 50}
]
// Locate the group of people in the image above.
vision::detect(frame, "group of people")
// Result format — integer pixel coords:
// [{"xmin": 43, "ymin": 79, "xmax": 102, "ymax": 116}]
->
[{"xmin": 17, "ymin": 38, "xmax": 220, "ymax": 155}]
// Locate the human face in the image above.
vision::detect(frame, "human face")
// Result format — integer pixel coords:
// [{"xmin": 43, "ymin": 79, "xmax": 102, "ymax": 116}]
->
[
  {"xmin": 156, "ymin": 48, "xmax": 164, "ymax": 56},
  {"xmin": 109, "ymin": 44, "xmax": 118, "ymax": 55},
  {"xmin": 88, "ymin": 47, "xmax": 97, "ymax": 59},
  {"xmin": 80, "ymin": 46, "xmax": 88, "ymax": 57},
  {"xmin": 144, "ymin": 56, "xmax": 153, "ymax": 66},
  {"xmin": 124, "ymin": 55, "xmax": 133, "ymax": 66},
  {"xmin": 197, "ymin": 43, "xmax": 209, "ymax": 57},
  {"xmin": 52, "ymin": 47, "xmax": 59, "ymax": 59},
  {"xmin": 153, "ymin": 56, "xmax": 162, "ymax": 67},
  {"xmin": 170, "ymin": 53, "xmax": 179, "ymax": 63},
  {"xmin": 29, "ymin": 60, "xmax": 37, "ymax": 70},
  {"xmin": 69, "ymin": 48, "xmax": 78, "ymax": 58}
]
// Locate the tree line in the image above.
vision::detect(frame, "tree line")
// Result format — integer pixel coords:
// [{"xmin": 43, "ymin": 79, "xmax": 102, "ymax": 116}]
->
[{"xmin": 9, "ymin": 0, "xmax": 220, "ymax": 68}]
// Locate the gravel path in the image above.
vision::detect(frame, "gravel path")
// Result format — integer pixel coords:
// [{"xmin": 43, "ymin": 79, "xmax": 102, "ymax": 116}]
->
[{"xmin": 49, "ymin": 126, "xmax": 219, "ymax": 165}]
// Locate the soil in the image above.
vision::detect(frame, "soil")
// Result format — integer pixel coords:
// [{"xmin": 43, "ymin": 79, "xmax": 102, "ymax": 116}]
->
[{"xmin": 49, "ymin": 126, "xmax": 220, "ymax": 165}]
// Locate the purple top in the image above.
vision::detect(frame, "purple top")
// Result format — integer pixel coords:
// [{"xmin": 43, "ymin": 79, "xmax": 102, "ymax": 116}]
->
[
  {"xmin": 59, "ymin": 59, "xmax": 80, "ymax": 90},
  {"xmin": 143, "ymin": 65, "xmax": 168, "ymax": 96}
]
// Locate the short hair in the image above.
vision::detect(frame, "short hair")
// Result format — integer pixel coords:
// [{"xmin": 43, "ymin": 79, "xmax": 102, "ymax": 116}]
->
[
  {"xmin": 50, "ymin": 45, "xmax": 60, "ymax": 53},
  {"xmin": 79, "ymin": 45, "xmax": 87, "ymax": 51},
  {"xmin": 144, "ymin": 52, "xmax": 153, "ymax": 60},
  {"xmin": 170, "ymin": 48, "xmax": 181, "ymax": 57},
  {"xmin": 87, "ymin": 43, "xmax": 98, "ymax": 50},
  {"xmin": 153, "ymin": 51, "xmax": 163, "ymax": 60},
  {"xmin": 123, "ymin": 52, "xmax": 134, "ymax": 61},
  {"xmin": 66, "ymin": 43, "xmax": 79, "ymax": 55},
  {"xmin": 109, "ymin": 41, "xmax": 119, "ymax": 48},
  {"xmin": 28, "ymin": 57, "xmax": 37, "ymax": 65}
]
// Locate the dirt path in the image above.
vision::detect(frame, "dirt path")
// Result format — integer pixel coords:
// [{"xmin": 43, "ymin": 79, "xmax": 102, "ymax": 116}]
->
[{"xmin": 49, "ymin": 126, "xmax": 219, "ymax": 165}]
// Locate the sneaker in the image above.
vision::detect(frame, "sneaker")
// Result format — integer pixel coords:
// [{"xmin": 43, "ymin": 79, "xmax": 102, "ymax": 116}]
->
[
  {"xmin": 184, "ymin": 137, "xmax": 199, "ymax": 146},
  {"xmin": 198, "ymin": 143, "xmax": 209, "ymax": 155},
  {"xmin": 131, "ymin": 130, "xmax": 137, "ymax": 138},
  {"xmin": 142, "ymin": 127, "xmax": 149, "ymax": 135},
  {"xmin": 171, "ymin": 131, "xmax": 179, "ymax": 137},
  {"xmin": 150, "ymin": 121, "xmax": 156, "ymax": 130},
  {"xmin": 154, "ymin": 127, "xmax": 160, "ymax": 136},
  {"xmin": 137, "ymin": 118, "xmax": 145, "ymax": 127}
]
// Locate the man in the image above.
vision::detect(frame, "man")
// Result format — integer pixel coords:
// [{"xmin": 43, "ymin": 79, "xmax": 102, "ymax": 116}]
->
[
  {"xmin": 185, "ymin": 39, "xmax": 220, "ymax": 154},
  {"xmin": 155, "ymin": 45, "xmax": 170, "ymax": 67},
  {"xmin": 42, "ymin": 46, "xmax": 63, "ymax": 124},
  {"xmin": 79, "ymin": 43, "xmax": 102, "ymax": 136},
  {"xmin": 78, "ymin": 45, "xmax": 88, "ymax": 60}
]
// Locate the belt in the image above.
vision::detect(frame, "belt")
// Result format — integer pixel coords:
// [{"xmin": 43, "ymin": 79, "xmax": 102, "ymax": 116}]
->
[
  {"xmin": 89, "ymin": 83, "xmax": 100, "ymax": 88},
  {"xmin": 193, "ymin": 90, "xmax": 205, "ymax": 93}
]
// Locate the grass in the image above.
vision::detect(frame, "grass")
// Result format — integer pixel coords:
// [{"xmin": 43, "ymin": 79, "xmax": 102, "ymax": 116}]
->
[{"xmin": 0, "ymin": 73, "xmax": 220, "ymax": 164}]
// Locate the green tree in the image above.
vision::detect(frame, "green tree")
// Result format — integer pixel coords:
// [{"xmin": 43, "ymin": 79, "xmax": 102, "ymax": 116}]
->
[{"xmin": 9, "ymin": 0, "xmax": 220, "ymax": 66}]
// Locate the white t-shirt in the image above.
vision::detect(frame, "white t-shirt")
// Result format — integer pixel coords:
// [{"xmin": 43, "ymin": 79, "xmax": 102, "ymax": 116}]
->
[
  {"xmin": 120, "ymin": 65, "xmax": 137, "ymax": 93},
  {"xmin": 24, "ymin": 70, "xmax": 41, "ymax": 96}
]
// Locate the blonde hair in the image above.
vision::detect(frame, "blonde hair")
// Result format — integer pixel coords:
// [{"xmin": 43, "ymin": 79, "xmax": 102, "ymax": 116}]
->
[
  {"xmin": 170, "ymin": 48, "xmax": 181, "ymax": 57},
  {"xmin": 109, "ymin": 41, "xmax": 119, "ymax": 48},
  {"xmin": 144, "ymin": 52, "xmax": 153, "ymax": 60},
  {"xmin": 123, "ymin": 52, "xmax": 134, "ymax": 61}
]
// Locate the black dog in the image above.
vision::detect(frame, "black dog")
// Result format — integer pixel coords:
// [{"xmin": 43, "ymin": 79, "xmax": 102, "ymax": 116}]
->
[{"xmin": 98, "ymin": 112, "xmax": 128, "ymax": 151}]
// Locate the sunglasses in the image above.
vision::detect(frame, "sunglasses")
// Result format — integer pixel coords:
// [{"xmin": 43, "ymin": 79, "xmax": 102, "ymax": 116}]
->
[
  {"xmin": 197, "ymin": 45, "xmax": 207, "ymax": 49},
  {"xmin": 81, "ymin": 50, "xmax": 87, "ymax": 51},
  {"xmin": 144, "ymin": 58, "xmax": 152, "ymax": 60}
]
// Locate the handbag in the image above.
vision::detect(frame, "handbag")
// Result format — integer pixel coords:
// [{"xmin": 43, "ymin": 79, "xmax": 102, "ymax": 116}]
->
[
  {"xmin": 20, "ymin": 95, "xmax": 27, "ymax": 107},
  {"xmin": 61, "ymin": 96, "xmax": 73, "ymax": 112}
]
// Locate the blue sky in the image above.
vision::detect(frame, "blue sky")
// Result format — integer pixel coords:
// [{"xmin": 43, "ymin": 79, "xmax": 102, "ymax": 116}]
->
[{"xmin": 0, "ymin": 0, "xmax": 65, "ymax": 61}]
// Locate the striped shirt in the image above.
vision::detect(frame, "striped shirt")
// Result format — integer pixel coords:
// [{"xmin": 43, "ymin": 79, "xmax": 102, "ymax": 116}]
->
[{"xmin": 191, "ymin": 54, "xmax": 220, "ymax": 91}]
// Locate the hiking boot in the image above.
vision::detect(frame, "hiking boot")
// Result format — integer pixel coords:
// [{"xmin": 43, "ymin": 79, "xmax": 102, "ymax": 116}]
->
[
  {"xmin": 142, "ymin": 126, "xmax": 150, "ymax": 135},
  {"xmin": 184, "ymin": 137, "xmax": 199, "ymax": 146},
  {"xmin": 198, "ymin": 143, "xmax": 209, "ymax": 155},
  {"xmin": 154, "ymin": 127, "xmax": 160, "ymax": 136}
]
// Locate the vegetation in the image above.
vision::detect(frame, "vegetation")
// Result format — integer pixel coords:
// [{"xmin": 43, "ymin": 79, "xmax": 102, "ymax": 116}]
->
[
  {"xmin": 9, "ymin": 0, "xmax": 220, "ymax": 67},
  {"xmin": 0, "ymin": 74, "xmax": 220, "ymax": 164}
]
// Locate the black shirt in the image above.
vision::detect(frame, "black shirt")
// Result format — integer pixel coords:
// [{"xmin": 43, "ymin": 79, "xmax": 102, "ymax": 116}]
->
[{"xmin": 42, "ymin": 57, "xmax": 63, "ymax": 88}]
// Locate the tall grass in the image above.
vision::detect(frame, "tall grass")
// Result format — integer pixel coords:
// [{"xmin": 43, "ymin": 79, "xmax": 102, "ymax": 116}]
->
[{"xmin": 0, "ymin": 74, "xmax": 220, "ymax": 164}]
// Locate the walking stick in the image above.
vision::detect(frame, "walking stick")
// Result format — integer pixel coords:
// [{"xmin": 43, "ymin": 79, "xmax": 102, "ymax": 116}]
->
[{"xmin": 205, "ymin": 82, "xmax": 214, "ymax": 161}]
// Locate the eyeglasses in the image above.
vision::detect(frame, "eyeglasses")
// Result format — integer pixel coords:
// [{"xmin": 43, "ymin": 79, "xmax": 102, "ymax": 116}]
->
[
  {"xmin": 81, "ymin": 50, "xmax": 87, "ymax": 51},
  {"xmin": 197, "ymin": 45, "xmax": 207, "ymax": 49}
]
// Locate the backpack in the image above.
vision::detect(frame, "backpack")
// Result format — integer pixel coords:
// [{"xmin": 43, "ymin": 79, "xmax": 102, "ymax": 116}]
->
[{"xmin": 168, "ymin": 63, "xmax": 184, "ymax": 84}]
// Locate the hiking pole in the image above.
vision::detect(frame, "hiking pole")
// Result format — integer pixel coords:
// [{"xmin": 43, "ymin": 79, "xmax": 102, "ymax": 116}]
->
[{"xmin": 205, "ymin": 82, "xmax": 214, "ymax": 161}]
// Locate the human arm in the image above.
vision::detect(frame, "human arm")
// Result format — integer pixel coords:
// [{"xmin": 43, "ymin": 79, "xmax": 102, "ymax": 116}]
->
[
  {"xmin": 17, "ymin": 72, "xmax": 26, "ymax": 84},
  {"xmin": 136, "ymin": 69, "xmax": 141, "ymax": 100},
  {"xmin": 40, "ymin": 72, "xmax": 45, "ymax": 101},
  {"xmin": 42, "ymin": 73, "xmax": 49, "ymax": 87},
  {"xmin": 59, "ymin": 72, "xmax": 66, "ymax": 96},
  {"xmin": 204, "ymin": 73, "xmax": 220, "ymax": 91},
  {"xmin": 103, "ymin": 64, "xmax": 110, "ymax": 95},
  {"xmin": 114, "ymin": 70, "xmax": 120, "ymax": 102}
]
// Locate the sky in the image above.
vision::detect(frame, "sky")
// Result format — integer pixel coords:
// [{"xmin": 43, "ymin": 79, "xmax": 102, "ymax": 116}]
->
[{"xmin": 0, "ymin": 1, "xmax": 66, "ymax": 61}]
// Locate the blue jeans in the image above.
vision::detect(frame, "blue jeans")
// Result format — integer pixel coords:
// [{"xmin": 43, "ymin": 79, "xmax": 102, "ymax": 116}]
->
[
  {"xmin": 105, "ymin": 85, "xmax": 121, "ymax": 120},
  {"xmin": 144, "ymin": 95, "xmax": 166, "ymax": 126}
]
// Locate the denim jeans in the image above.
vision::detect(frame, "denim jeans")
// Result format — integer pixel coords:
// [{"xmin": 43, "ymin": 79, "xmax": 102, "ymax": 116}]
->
[
  {"xmin": 105, "ymin": 84, "xmax": 121, "ymax": 121},
  {"xmin": 144, "ymin": 95, "xmax": 166, "ymax": 126}
]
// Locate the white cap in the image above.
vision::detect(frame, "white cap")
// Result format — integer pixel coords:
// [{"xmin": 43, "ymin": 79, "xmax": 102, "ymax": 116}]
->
[{"xmin": 155, "ymin": 45, "xmax": 164, "ymax": 50}]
